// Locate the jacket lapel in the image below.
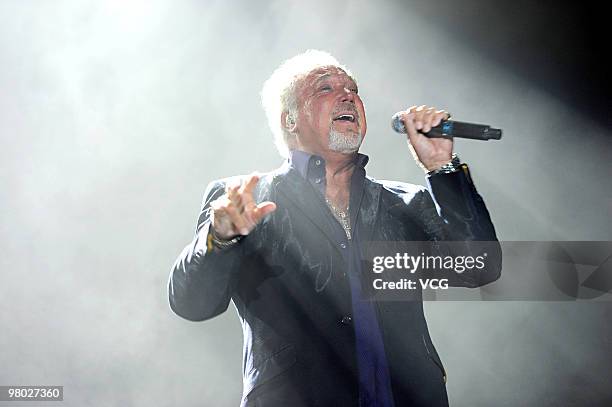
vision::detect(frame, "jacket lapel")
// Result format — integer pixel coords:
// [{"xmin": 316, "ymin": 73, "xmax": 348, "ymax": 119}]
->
[
  {"xmin": 271, "ymin": 164, "xmax": 382, "ymax": 251},
  {"xmin": 275, "ymin": 167, "xmax": 343, "ymax": 253},
  {"xmin": 357, "ymin": 176, "xmax": 382, "ymax": 242}
]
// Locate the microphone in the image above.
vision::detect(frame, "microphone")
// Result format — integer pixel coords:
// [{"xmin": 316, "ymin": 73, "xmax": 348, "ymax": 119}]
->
[{"xmin": 391, "ymin": 112, "xmax": 503, "ymax": 141}]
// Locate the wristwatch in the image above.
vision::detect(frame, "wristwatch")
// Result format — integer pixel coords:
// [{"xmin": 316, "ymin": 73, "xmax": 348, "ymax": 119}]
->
[
  {"xmin": 427, "ymin": 153, "xmax": 461, "ymax": 176},
  {"xmin": 207, "ymin": 226, "xmax": 243, "ymax": 252}
]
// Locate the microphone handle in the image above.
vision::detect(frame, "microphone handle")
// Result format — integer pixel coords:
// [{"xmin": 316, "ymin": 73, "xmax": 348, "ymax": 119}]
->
[
  {"xmin": 392, "ymin": 115, "xmax": 502, "ymax": 140},
  {"xmin": 425, "ymin": 120, "xmax": 502, "ymax": 140}
]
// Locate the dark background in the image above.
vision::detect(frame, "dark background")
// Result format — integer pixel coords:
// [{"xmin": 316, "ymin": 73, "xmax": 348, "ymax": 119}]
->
[{"xmin": 1, "ymin": 1, "xmax": 610, "ymax": 406}]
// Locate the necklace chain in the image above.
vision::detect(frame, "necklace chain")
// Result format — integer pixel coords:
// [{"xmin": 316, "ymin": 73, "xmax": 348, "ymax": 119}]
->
[{"xmin": 325, "ymin": 198, "xmax": 352, "ymax": 240}]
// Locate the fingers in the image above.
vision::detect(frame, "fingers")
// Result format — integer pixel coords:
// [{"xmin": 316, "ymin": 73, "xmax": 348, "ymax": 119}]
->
[
  {"xmin": 239, "ymin": 173, "xmax": 260, "ymax": 212},
  {"xmin": 224, "ymin": 201, "xmax": 254, "ymax": 236},
  {"xmin": 401, "ymin": 110, "xmax": 423, "ymax": 147},
  {"xmin": 226, "ymin": 182, "xmax": 243, "ymax": 213},
  {"xmin": 212, "ymin": 173, "xmax": 276, "ymax": 238},
  {"xmin": 210, "ymin": 195, "xmax": 238, "ymax": 238},
  {"xmin": 414, "ymin": 105, "xmax": 432, "ymax": 132},
  {"xmin": 241, "ymin": 173, "xmax": 260, "ymax": 196},
  {"xmin": 404, "ymin": 105, "xmax": 450, "ymax": 134},
  {"xmin": 421, "ymin": 107, "xmax": 436, "ymax": 133},
  {"xmin": 433, "ymin": 109, "xmax": 450, "ymax": 127},
  {"xmin": 400, "ymin": 105, "xmax": 454, "ymax": 172},
  {"xmin": 252, "ymin": 202, "xmax": 277, "ymax": 223}
]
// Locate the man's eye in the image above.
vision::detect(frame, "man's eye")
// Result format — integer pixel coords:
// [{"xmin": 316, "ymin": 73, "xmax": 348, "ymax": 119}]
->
[{"xmin": 319, "ymin": 86, "xmax": 332, "ymax": 92}]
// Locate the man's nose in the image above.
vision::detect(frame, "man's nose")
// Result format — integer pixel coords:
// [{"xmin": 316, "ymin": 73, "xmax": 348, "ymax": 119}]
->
[{"xmin": 339, "ymin": 87, "xmax": 355, "ymax": 103}]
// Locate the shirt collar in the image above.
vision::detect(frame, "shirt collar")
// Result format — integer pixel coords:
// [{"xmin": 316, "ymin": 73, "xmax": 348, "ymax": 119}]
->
[{"xmin": 288, "ymin": 149, "xmax": 369, "ymax": 179}]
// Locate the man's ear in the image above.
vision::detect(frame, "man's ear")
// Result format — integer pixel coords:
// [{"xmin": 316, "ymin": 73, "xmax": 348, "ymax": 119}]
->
[{"xmin": 281, "ymin": 111, "xmax": 297, "ymax": 133}]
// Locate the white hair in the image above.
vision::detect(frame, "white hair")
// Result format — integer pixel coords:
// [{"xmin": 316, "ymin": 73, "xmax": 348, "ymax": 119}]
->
[{"xmin": 261, "ymin": 50, "xmax": 354, "ymax": 158}]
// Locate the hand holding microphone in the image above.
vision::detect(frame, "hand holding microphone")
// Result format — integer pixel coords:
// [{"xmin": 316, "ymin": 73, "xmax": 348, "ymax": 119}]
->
[
  {"xmin": 397, "ymin": 106, "xmax": 455, "ymax": 172},
  {"xmin": 393, "ymin": 106, "xmax": 503, "ymax": 172},
  {"xmin": 392, "ymin": 112, "xmax": 503, "ymax": 140}
]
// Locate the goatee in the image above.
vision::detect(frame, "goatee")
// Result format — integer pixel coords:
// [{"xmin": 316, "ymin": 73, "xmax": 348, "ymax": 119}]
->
[{"xmin": 328, "ymin": 129, "xmax": 363, "ymax": 153}]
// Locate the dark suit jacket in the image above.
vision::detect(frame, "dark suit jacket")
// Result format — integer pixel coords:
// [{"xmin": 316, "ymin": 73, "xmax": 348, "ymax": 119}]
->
[{"xmin": 168, "ymin": 162, "xmax": 501, "ymax": 407}]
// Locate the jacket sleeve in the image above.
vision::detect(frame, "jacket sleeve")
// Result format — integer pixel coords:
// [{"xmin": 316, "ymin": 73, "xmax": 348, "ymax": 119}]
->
[
  {"xmin": 419, "ymin": 164, "xmax": 502, "ymax": 287},
  {"xmin": 168, "ymin": 180, "xmax": 242, "ymax": 321}
]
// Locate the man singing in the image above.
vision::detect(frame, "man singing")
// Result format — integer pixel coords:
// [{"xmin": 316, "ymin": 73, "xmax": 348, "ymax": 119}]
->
[{"xmin": 168, "ymin": 50, "xmax": 500, "ymax": 406}]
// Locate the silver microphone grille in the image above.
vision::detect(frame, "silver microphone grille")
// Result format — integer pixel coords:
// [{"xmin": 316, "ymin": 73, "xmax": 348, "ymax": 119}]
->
[{"xmin": 391, "ymin": 112, "xmax": 407, "ymax": 134}]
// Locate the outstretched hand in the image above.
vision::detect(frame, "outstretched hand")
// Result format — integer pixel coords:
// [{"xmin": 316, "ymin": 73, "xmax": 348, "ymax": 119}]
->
[
  {"xmin": 400, "ymin": 105, "xmax": 453, "ymax": 172},
  {"xmin": 210, "ymin": 173, "xmax": 277, "ymax": 240}
]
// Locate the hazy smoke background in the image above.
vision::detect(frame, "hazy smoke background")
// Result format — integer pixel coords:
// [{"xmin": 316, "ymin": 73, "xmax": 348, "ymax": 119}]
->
[{"xmin": 1, "ymin": 1, "xmax": 610, "ymax": 406}]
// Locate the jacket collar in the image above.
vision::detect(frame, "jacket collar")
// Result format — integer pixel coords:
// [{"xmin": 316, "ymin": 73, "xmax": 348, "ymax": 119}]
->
[{"xmin": 273, "ymin": 163, "xmax": 381, "ymax": 251}]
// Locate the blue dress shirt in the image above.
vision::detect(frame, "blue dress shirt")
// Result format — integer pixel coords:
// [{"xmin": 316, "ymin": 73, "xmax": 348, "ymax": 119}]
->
[{"xmin": 289, "ymin": 150, "xmax": 395, "ymax": 407}]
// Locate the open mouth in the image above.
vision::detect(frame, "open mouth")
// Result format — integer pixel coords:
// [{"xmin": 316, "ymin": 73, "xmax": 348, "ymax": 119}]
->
[{"xmin": 333, "ymin": 113, "xmax": 356, "ymax": 123}]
